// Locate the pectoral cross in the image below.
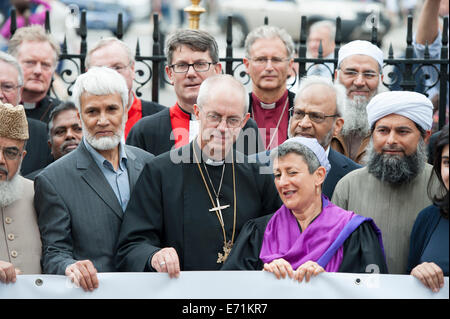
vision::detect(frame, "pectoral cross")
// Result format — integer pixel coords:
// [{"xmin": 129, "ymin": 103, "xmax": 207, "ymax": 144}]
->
[{"xmin": 209, "ymin": 198, "xmax": 230, "ymax": 227}]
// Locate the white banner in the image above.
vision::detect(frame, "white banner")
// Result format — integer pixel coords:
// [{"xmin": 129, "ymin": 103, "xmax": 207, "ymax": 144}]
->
[{"xmin": 0, "ymin": 271, "xmax": 448, "ymax": 299}]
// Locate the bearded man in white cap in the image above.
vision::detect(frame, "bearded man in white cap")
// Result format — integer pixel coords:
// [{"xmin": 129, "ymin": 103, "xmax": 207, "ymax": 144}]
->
[
  {"xmin": 332, "ymin": 91, "xmax": 439, "ymax": 274},
  {"xmin": 331, "ymin": 40, "xmax": 384, "ymax": 164},
  {"xmin": 0, "ymin": 101, "xmax": 41, "ymax": 283}
]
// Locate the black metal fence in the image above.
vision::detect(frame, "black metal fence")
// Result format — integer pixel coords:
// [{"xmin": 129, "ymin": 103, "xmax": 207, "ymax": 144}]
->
[{"xmin": 8, "ymin": 10, "xmax": 449, "ymax": 129}]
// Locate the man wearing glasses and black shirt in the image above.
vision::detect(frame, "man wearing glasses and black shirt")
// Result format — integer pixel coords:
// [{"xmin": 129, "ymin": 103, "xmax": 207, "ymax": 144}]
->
[{"xmin": 126, "ymin": 29, "xmax": 263, "ymax": 156}]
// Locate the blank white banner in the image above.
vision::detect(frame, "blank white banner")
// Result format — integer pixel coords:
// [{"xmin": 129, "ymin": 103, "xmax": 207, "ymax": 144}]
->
[{"xmin": 0, "ymin": 271, "xmax": 448, "ymax": 299}]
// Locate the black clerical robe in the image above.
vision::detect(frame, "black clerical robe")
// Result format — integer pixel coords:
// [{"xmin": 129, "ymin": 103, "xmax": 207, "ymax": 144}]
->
[
  {"xmin": 115, "ymin": 142, "xmax": 283, "ymax": 272},
  {"xmin": 221, "ymin": 214, "xmax": 388, "ymax": 273}
]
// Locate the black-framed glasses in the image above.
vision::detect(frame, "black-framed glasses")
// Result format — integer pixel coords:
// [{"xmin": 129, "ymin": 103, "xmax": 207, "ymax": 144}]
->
[
  {"xmin": 289, "ymin": 108, "xmax": 338, "ymax": 124},
  {"xmin": 169, "ymin": 62, "xmax": 214, "ymax": 73},
  {"xmin": 0, "ymin": 146, "xmax": 22, "ymax": 160}
]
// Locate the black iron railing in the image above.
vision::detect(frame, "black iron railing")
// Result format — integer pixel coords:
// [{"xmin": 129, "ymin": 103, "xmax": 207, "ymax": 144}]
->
[{"xmin": 8, "ymin": 10, "xmax": 449, "ymax": 129}]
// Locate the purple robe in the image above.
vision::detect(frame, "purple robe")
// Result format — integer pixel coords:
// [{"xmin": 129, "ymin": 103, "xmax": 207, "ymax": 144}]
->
[{"xmin": 259, "ymin": 196, "xmax": 382, "ymax": 272}]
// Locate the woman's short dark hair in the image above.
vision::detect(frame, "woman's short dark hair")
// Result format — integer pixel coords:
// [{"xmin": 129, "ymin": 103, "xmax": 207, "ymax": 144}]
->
[{"xmin": 427, "ymin": 124, "xmax": 449, "ymax": 218}]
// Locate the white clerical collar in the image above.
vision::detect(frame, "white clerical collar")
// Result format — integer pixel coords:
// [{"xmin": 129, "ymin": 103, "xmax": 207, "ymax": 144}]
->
[
  {"xmin": 260, "ymin": 102, "xmax": 277, "ymax": 110},
  {"xmin": 23, "ymin": 102, "xmax": 37, "ymax": 110},
  {"xmin": 205, "ymin": 158, "xmax": 224, "ymax": 166}
]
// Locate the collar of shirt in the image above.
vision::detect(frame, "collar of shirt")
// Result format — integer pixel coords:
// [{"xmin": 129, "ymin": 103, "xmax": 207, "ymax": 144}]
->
[{"xmin": 83, "ymin": 137, "xmax": 128, "ymax": 172}]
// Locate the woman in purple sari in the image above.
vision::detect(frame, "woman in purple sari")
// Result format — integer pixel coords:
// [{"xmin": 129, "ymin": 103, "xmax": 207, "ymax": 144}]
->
[{"xmin": 222, "ymin": 137, "xmax": 388, "ymax": 281}]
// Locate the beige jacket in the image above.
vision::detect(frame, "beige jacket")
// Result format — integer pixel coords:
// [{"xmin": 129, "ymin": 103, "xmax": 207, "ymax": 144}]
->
[{"xmin": 0, "ymin": 176, "xmax": 42, "ymax": 274}]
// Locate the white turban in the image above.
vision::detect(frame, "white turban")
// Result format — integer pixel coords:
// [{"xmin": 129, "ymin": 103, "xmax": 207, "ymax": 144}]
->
[
  {"xmin": 338, "ymin": 40, "xmax": 384, "ymax": 69},
  {"xmin": 366, "ymin": 91, "xmax": 434, "ymax": 131}
]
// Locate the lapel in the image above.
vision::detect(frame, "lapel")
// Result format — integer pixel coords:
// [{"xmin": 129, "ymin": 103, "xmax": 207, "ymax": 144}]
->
[
  {"xmin": 124, "ymin": 145, "xmax": 143, "ymax": 195},
  {"xmin": 76, "ymin": 142, "xmax": 124, "ymax": 220}
]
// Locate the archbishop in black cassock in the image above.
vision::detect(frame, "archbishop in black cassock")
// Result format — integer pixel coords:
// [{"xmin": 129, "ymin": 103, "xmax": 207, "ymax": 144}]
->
[
  {"xmin": 115, "ymin": 142, "xmax": 282, "ymax": 272},
  {"xmin": 115, "ymin": 74, "xmax": 282, "ymax": 275}
]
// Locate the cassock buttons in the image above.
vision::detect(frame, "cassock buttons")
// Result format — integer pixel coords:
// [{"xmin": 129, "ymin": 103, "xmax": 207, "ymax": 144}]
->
[
  {"xmin": 7, "ymin": 233, "xmax": 14, "ymax": 241},
  {"xmin": 5, "ymin": 217, "xmax": 12, "ymax": 224},
  {"xmin": 11, "ymin": 250, "xmax": 18, "ymax": 258}
]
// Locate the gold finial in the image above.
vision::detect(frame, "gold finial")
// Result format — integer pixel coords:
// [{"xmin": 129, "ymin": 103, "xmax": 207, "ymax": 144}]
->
[{"xmin": 184, "ymin": 0, "xmax": 206, "ymax": 29}]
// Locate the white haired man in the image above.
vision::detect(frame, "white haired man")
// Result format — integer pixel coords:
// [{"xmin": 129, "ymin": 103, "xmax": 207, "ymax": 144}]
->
[
  {"xmin": 115, "ymin": 74, "xmax": 282, "ymax": 278},
  {"xmin": 34, "ymin": 67, "xmax": 154, "ymax": 291},
  {"xmin": 332, "ymin": 91, "xmax": 438, "ymax": 274},
  {"xmin": 86, "ymin": 37, "xmax": 166, "ymax": 139},
  {"xmin": 331, "ymin": 40, "xmax": 384, "ymax": 164},
  {"xmin": 0, "ymin": 101, "xmax": 41, "ymax": 283}
]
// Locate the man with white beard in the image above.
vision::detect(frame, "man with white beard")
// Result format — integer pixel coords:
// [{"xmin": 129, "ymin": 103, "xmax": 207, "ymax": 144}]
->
[
  {"xmin": 0, "ymin": 101, "xmax": 41, "ymax": 283},
  {"xmin": 34, "ymin": 67, "xmax": 154, "ymax": 291},
  {"xmin": 331, "ymin": 40, "xmax": 384, "ymax": 164}
]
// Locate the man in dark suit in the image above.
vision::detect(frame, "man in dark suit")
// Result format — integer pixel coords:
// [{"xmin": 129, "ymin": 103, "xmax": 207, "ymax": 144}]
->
[
  {"xmin": 251, "ymin": 75, "xmax": 360, "ymax": 199},
  {"xmin": 34, "ymin": 67, "xmax": 154, "ymax": 292},
  {"xmin": 86, "ymin": 37, "xmax": 166, "ymax": 140}
]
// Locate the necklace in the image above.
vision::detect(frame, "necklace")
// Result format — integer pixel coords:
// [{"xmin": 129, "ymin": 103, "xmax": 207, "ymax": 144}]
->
[
  {"xmin": 252, "ymin": 96, "xmax": 289, "ymax": 150},
  {"xmin": 193, "ymin": 144, "xmax": 237, "ymax": 264}
]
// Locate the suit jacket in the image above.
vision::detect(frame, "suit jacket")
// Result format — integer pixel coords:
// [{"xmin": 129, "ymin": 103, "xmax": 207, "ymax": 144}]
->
[
  {"xmin": 21, "ymin": 118, "xmax": 52, "ymax": 176},
  {"xmin": 126, "ymin": 107, "xmax": 264, "ymax": 156},
  {"xmin": 34, "ymin": 140, "xmax": 154, "ymax": 275},
  {"xmin": 248, "ymin": 148, "xmax": 361, "ymax": 199}
]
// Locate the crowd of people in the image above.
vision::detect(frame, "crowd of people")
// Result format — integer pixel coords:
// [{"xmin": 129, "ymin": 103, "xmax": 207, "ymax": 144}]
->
[{"xmin": 0, "ymin": 0, "xmax": 448, "ymax": 296}]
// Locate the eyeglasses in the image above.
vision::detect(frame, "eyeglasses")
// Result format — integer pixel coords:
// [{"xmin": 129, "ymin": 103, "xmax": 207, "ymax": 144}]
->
[
  {"xmin": 248, "ymin": 56, "xmax": 290, "ymax": 66},
  {"xmin": 0, "ymin": 146, "xmax": 22, "ymax": 161},
  {"xmin": 341, "ymin": 69, "xmax": 379, "ymax": 80},
  {"xmin": 0, "ymin": 82, "xmax": 21, "ymax": 93},
  {"xmin": 200, "ymin": 109, "xmax": 243, "ymax": 128},
  {"xmin": 169, "ymin": 62, "xmax": 214, "ymax": 73},
  {"xmin": 290, "ymin": 108, "xmax": 338, "ymax": 123}
]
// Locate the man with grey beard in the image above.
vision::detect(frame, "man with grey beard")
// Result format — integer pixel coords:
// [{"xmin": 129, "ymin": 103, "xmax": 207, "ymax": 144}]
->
[
  {"xmin": 34, "ymin": 67, "xmax": 154, "ymax": 291},
  {"xmin": 332, "ymin": 91, "xmax": 438, "ymax": 274},
  {"xmin": 331, "ymin": 40, "xmax": 384, "ymax": 164},
  {"xmin": 0, "ymin": 101, "xmax": 41, "ymax": 283}
]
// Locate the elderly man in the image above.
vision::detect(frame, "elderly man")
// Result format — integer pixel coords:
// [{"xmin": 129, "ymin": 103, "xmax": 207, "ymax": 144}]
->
[
  {"xmin": 332, "ymin": 91, "xmax": 437, "ymax": 274},
  {"xmin": 26, "ymin": 102, "xmax": 83, "ymax": 180},
  {"xmin": 34, "ymin": 67, "xmax": 154, "ymax": 291},
  {"xmin": 86, "ymin": 37, "xmax": 166, "ymax": 139},
  {"xmin": 116, "ymin": 75, "xmax": 282, "ymax": 278},
  {"xmin": 244, "ymin": 25, "xmax": 295, "ymax": 150},
  {"xmin": 8, "ymin": 25, "xmax": 60, "ymax": 123},
  {"xmin": 331, "ymin": 40, "xmax": 384, "ymax": 164},
  {"xmin": 127, "ymin": 29, "xmax": 262, "ymax": 156},
  {"xmin": 251, "ymin": 75, "xmax": 360, "ymax": 199},
  {"xmin": 306, "ymin": 20, "xmax": 336, "ymax": 79},
  {"xmin": 0, "ymin": 101, "xmax": 41, "ymax": 283},
  {"xmin": 0, "ymin": 51, "xmax": 51, "ymax": 176}
]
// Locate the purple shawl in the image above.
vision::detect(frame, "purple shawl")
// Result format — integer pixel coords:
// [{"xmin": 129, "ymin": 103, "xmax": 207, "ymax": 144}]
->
[{"xmin": 260, "ymin": 196, "xmax": 367, "ymax": 272}]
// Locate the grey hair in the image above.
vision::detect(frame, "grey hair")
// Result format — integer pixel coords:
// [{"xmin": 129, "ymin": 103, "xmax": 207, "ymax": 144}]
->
[
  {"xmin": 245, "ymin": 25, "xmax": 295, "ymax": 59},
  {"xmin": 8, "ymin": 25, "xmax": 60, "ymax": 65},
  {"xmin": 71, "ymin": 67, "xmax": 129, "ymax": 113},
  {"xmin": 309, "ymin": 20, "xmax": 336, "ymax": 42},
  {"xmin": 86, "ymin": 37, "xmax": 134, "ymax": 68},
  {"xmin": 197, "ymin": 74, "xmax": 249, "ymax": 114},
  {"xmin": 295, "ymin": 75, "xmax": 346, "ymax": 117},
  {"xmin": 165, "ymin": 29, "xmax": 219, "ymax": 66},
  {"xmin": 0, "ymin": 51, "xmax": 23, "ymax": 86},
  {"xmin": 270, "ymin": 141, "xmax": 321, "ymax": 174}
]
